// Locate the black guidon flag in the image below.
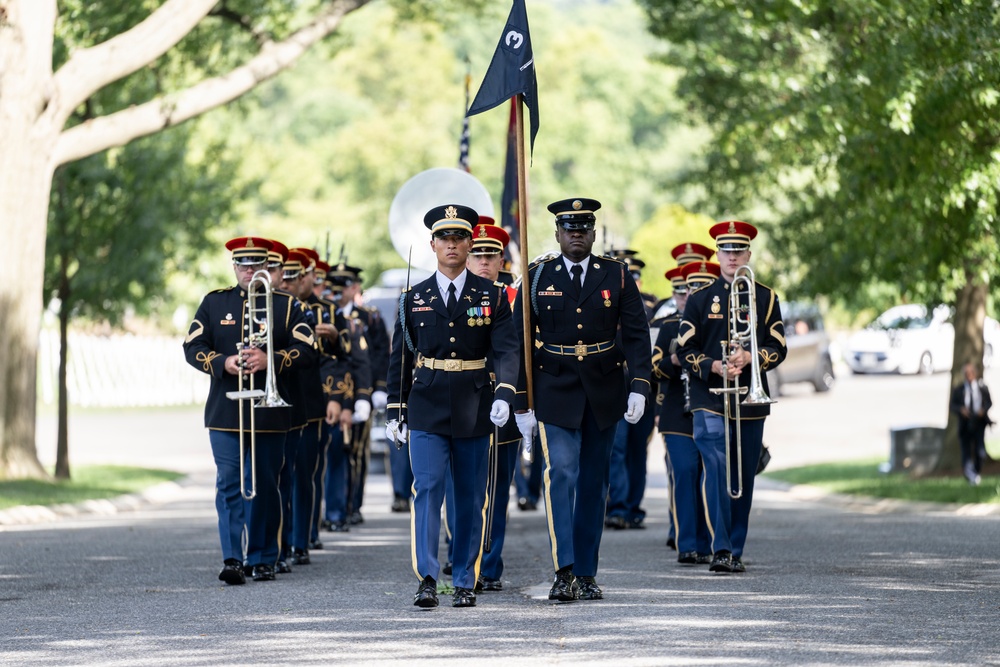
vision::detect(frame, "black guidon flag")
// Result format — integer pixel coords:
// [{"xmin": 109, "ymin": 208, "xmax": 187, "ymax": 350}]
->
[{"xmin": 466, "ymin": 0, "xmax": 539, "ymax": 153}]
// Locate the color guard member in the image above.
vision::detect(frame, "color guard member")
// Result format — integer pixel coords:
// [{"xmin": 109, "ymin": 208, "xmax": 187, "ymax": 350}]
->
[
  {"xmin": 183, "ymin": 237, "xmax": 316, "ymax": 584},
  {"xmin": 385, "ymin": 204, "xmax": 518, "ymax": 608},
  {"xmin": 676, "ymin": 221, "xmax": 785, "ymax": 574},
  {"xmin": 513, "ymin": 198, "xmax": 652, "ymax": 601}
]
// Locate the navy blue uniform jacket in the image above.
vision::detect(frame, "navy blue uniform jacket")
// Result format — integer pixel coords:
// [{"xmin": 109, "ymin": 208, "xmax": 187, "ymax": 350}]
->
[
  {"xmin": 386, "ymin": 271, "xmax": 519, "ymax": 438},
  {"xmin": 513, "ymin": 254, "xmax": 652, "ymax": 431}
]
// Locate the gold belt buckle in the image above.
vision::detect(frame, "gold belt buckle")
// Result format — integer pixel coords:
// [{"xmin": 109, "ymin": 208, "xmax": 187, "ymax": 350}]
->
[
  {"xmin": 444, "ymin": 359, "xmax": 461, "ymax": 371},
  {"xmin": 574, "ymin": 344, "xmax": 588, "ymax": 357}
]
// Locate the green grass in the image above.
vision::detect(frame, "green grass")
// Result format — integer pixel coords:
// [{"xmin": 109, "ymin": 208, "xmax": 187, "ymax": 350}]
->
[
  {"xmin": 0, "ymin": 465, "xmax": 184, "ymax": 511},
  {"xmin": 763, "ymin": 457, "xmax": 1000, "ymax": 505}
]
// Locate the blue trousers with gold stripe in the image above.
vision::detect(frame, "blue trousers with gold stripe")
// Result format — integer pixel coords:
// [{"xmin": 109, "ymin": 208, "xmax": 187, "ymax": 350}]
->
[
  {"xmin": 538, "ymin": 409, "xmax": 616, "ymax": 578},
  {"xmin": 292, "ymin": 421, "xmax": 322, "ymax": 550},
  {"xmin": 480, "ymin": 440, "xmax": 519, "ymax": 580},
  {"xmin": 664, "ymin": 433, "xmax": 711, "ymax": 555},
  {"xmin": 691, "ymin": 412, "xmax": 763, "ymax": 558},
  {"xmin": 409, "ymin": 430, "xmax": 489, "ymax": 590},
  {"xmin": 209, "ymin": 429, "xmax": 284, "ymax": 567}
]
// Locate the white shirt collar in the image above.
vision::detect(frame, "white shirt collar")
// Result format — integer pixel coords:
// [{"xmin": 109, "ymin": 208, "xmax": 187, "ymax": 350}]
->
[
  {"xmin": 435, "ymin": 269, "xmax": 468, "ymax": 300},
  {"xmin": 562, "ymin": 255, "xmax": 589, "ymax": 283}
]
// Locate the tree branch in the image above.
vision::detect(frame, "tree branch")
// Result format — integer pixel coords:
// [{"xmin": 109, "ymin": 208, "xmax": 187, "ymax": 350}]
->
[
  {"xmin": 51, "ymin": 0, "xmax": 218, "ymax": 128},
  {"xmin": 53, "ymin": 0, "xmax": 371, "ymax": 167},
  {"xmin": 209, "ymin": 3, "xmax": 270, "ymax": 47}
]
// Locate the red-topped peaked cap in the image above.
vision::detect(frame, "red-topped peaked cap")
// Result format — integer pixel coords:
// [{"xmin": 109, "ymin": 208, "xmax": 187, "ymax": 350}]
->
[
  {"xmin": 670, "ymin": 242, "xmax": 714, "ymax": 265},
  {"xmin": 709, "ymin": 220, "xmax": 757, "ymax": 252},
  {"xmin": 471, "ymin": 220, "xmax": 510, "ymax": 255},
  {"xmin": 291, "ymin": 247, "xmax": 319, "ymax": 273},
  {"xmin": 681, "ymin": 260, "xmax": 721, "ymax": 288},
  {"xmin": 266, "ymin": 239, "xmax": 290, "ymax": 267},
  {"xmin": 226, "ymin": 237, "xmax": 273, "ymax": 265},
  {"xmin": 665, "ymin": 266, "xmax": 688, "ymax": 294},
  {"xmin": 283, "ymin": 250, "xmax": 310, "ymax": 278}
]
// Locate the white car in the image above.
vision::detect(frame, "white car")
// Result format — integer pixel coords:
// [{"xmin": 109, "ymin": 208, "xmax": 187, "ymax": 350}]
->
[{"xmin": 845, "ymin": 304, "xmax": 998, "ymax": 375}]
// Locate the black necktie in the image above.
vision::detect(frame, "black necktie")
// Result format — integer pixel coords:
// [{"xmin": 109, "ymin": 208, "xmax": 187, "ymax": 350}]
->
[
  {"xmin": 446, "ymin": 282, "xmax": 457, "ymax": 314},
  {"xmin": 571, "ymin": 264, "xmax": 583, "ymax": 298}
]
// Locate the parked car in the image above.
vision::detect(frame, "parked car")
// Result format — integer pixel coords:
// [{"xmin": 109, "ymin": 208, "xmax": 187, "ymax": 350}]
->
[
  {"xmin": 766, "ymin": 301, "xmax": 835, "ymax": 395},
  {"xmin": 844, "ymin": 304, "xmax": 999, "ymax": 375}
]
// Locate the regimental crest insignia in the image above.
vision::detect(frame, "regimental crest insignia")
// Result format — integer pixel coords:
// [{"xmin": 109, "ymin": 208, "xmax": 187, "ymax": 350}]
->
[
  {"xmin": 245, "ymin": 238, "xmax": 254, "ymax": 248},
  {"xmin": 478, "ymin": 226, "xmax": 488, "ymax": 238},
  {"xmin": 728, "ymin": 222, "xmax": 737, "ymax": 233}
]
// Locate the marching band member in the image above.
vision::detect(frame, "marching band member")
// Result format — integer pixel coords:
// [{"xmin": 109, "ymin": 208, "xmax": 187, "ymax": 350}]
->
[
  {"xmin": 513, "ymin": 198, "xmax": 652, "ymax": 601},
  {"xmin": 183, "ymin": 237, "xmax": 316, "ymax": 584},
  {"xmin": 385, "ymin": 204, "xmax": 518, "ymax": 608},
  {"xmin": 676, "ymin": 221, "xmax": 785, "ymax": 574}
]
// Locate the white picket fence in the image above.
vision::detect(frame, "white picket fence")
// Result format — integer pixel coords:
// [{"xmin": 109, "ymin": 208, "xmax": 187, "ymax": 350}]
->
[{"xmin": 37, "ymin": 329, "xmax": 210, "ymax": 408}]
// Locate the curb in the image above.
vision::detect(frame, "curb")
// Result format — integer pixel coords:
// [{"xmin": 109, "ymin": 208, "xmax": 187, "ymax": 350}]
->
[
  {"xmin": 757, "ymin": 476, "xmax": 1000, "ymax": 516},
  {"xmin": 0, "ymin": 477, "xmax": 192, "ymax": 527}
]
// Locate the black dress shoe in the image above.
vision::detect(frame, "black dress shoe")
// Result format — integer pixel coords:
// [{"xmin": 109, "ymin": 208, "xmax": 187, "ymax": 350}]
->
[
  {"xmin": 452, "ymin": 587, "xmax": 477, "ymax": 607},
  {"xmin": 577, "ymin": 576, "xmax": 603, "ymax": 600},
  {"xmin": 309, "ymin": 540, "xmax": 324, "ymax": 550},
  {"xmin": 218, "ymin": 559, "xmax": 246, "ymax": 585},
  {"xmin": 349, "ymin": 511, "xmax": 364, "ymax": 525},
  {"xmin": 548, "ymin": 571, "xmax": 579, "ymax": 602},
  {"xmin": 517, "ymin": 497, "xmax": 537, "ymax": 511},
  {"xmin": 441, "ymin": 561, "xmax": 453, "ymax": 576},
  {"xmin": 677, "ymin": 551, "xmax": 699, "ymax": 564},
  {"xmin": 413, "ymin": 576, "xmax": 438, "ymax": 608},
  {"xmin": 329, "ymin": 520, "xmax": 350, "ymax": 533},
  {"xmin": 476, "ymin": 576, "xmax": 503, "ymax": 592},
  {"xmin": 319, "ymin": 519, "xmax": 333, "ymax": 531},
  {"xmin": 251, "ymin": 564, "xmax": 276, "ymax": 581},
  {"xmin": 391, "ymin": 497, "xmax": 410, "ymax": 513},
  {"xmin": 709, "ymin": 551, "xmax": 733, "ymax": 573},
  {"xmin": 290, "ymin": 548, "xmax": 311, "ymax": 565},
  {"xmin": 665, "ymin": 536, "xmax": 677, "ymax": 551},
  {"xmin": 604, "ymin": 515, "xmax": 627, "ymax": 530},
  {"xmin": 626, "ymin": 517, "xmax": 646, "ymax": 530},
  {"xmin": 731, "ymin": 556, "xmax": 746, "ymax": 573},
  {"xmin": 696, "ymin": 553, "xmax": 712, "ymax": 565},
  {"xmin": 275, "ymin": 560, "xmax": 292, "ymax": 574}
]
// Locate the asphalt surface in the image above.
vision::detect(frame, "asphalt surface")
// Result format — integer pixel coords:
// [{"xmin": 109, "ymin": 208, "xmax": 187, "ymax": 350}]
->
[{"xmin": 2, "ymin": 369, "xmax": 999, "ymax": 666}]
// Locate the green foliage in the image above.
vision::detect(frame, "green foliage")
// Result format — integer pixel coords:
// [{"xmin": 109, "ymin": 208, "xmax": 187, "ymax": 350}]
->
[
  {"xmin": 637, "ymin": 0, "xmax": 1000, "ymax": 312},
  {"xmin": 47, "ymin": 125, "xmax": 250, "ymax": 328},
  {"xmin": 629, "ymin": 204, "xmax": 715, "ymax": 298},
  {"xmin": 222, "ymin": 0, "xmax": 699, "ymax": 289},
  {"xmin": 0, "ymin": 465, "xmax": 183, "ymax": 510},
  {"xmin": 763, "ymin": 457, "xmax": 1000, "ymax": 506}
]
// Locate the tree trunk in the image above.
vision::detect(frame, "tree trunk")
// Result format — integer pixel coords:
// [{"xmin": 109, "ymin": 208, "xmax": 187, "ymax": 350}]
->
[
  {"xmin": 935, "ymin": 278, "xmax": 989, "ymax": 474},
  {"xmin": 54, "ymin": 241, "xmax": 71, "ymax": 480},
  {"xmin": 0, "ymin": 2, "xmax": 58, "ymax": 480}
]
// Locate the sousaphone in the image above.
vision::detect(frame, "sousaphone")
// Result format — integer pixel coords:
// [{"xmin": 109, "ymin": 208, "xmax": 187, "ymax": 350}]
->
[{"xmin": 388, "ymin": 168, "xmax": 496, "ymax": 272}]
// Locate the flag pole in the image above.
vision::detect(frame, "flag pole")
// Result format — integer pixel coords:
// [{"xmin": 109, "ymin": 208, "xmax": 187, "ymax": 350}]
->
[{"xmin": 514, "ymin": 93, "xmax": 533, "ymax": 410}]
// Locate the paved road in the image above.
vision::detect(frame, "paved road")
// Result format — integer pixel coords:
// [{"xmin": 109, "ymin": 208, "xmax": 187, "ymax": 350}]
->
[{"xmin": 2, "ymin": 369, "xmax": 997, "ymax": 666}]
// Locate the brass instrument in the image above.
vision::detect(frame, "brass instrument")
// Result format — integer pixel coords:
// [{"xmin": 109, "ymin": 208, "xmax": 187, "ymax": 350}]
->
[
  {"xmin": 226, "ymin": 270, "xmax": 291, "ymax": 500},
  {"xmin": 710, "ymin": 264, "xmax": 775, "ymax": 499}
]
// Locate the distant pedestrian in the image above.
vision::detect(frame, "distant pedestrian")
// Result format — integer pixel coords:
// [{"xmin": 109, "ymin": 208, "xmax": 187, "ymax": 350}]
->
[{"xmin": 950, "ymin": 362, "xmax": 993, "ymax": 486}]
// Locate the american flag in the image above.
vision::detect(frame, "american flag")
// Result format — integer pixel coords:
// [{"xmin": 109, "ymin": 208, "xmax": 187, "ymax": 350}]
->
[{"xmin": 458, "ymin": 64, "xmax": 471, "ymax": 172}]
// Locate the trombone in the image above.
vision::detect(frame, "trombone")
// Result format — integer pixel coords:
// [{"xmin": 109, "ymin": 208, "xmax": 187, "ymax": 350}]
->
[
  {"xmin": 226, "ymin": 270, "xmax": 291, "ymax": 500},
  {"xmin": 709, "ymin": 264, "xmax": 775, "ymax": 499}
]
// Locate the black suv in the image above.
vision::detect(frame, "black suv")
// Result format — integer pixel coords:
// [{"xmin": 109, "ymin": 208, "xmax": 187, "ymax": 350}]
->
[{"xmin": 766, "ymin": 301, "xmax": 835, "ymax": 395}]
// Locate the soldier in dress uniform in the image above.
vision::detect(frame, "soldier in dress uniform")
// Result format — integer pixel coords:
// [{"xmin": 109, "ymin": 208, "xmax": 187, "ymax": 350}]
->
[
  {"xmin": 328, "ymin": 261, "xmax": 384, "ymax": 523},
  {"xmin": 385, "ymin": 204, "xmax": 518, "ymax": 609},
  {"xmin": 512, "ymin": 198, "xmax": 652, "ymax": 602},
  {"xmin": 676, "ymin": 221, "xmax": 786, "ymax": 574},
  {"xmin": 465, "ymin": 220, "xmax": 521, "ymax": 592},
  {"xmin": 183, "ymin": 237, "xmax": 317, "ymax": 584},
  {"xmin": 654, "ymin": 263, "xmax": 712, "ymax": 565},
  {"xmin": 605, "ymin": 248, "xmax": 658, "ymax": 532}
]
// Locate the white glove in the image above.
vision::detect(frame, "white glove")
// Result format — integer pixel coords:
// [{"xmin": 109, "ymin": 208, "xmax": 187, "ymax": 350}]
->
[
  {"xmin": 515, "ymin": 410, "xmax": 537, "ymax": 449},
  {"xmin": 371, "ymin": 390, "xmax": 388, "ymax": 411},
  {"xmin": 490, "ymin": 400, "xmax": 510, "ymax": 427},
  {"xmin": 624, "ymin": 392, "xmax": 646, "ymax": 425},
  {"xmin": 352, "ymin": 399, "xmax": 371, "ymax": 423},
  {"xmin": 385, "ymin": 420, "xmax": 408, "ymax": 446}
]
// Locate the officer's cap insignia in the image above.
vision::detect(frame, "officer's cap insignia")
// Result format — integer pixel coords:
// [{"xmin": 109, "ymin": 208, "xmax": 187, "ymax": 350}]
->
[
  {"xmin": 478, "ymin": 226, "xmax": 488, "ymax": 238},
  {"xmin": 728, "ymin": 222, "xmax": 737, "ymax": 233},
  {"xmin": 572, "ymin": 200, "xmax": 582, "ymax": 210},
  {"xmin": 685, "ymin": 243, "xmax": 693, "ymax": 253},
  {"xmin": 246, "ymin": 238, "xmax": 254, "ymax": 248},
  {"xmin": 445, "ymin": 205, "xmax": 458, "ymax": 219}
]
